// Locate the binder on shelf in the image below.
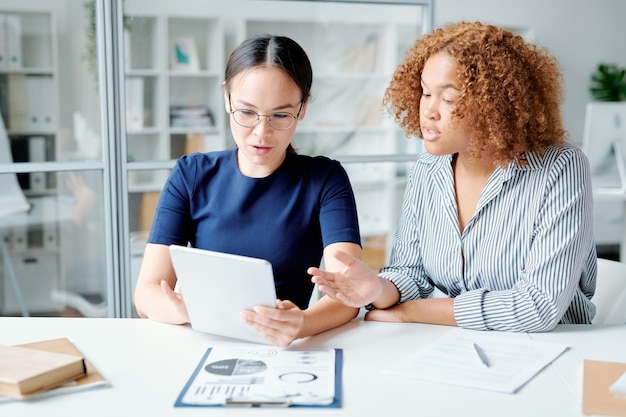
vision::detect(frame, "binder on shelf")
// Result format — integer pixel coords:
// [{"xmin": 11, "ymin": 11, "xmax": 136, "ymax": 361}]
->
[
  {"xmin": 42, "ymin": 197, "xmax": 58, "ymax": 249},
  {"xmin": 10, "ymin": 224, "xmax": 27, "ymax": 252},
  {"xmin": 7, "ymin": 73, "xmax": 28, "ymax": 131},
  {"xmin": 0, "ymin": 15, "xmax": 7, "ymax": 70},
  {"xmin": 26, "ymin": 76, "xmax": 55, "ymax": 131},
  {"xmin": 123, "ymin": 29, "xmax": 131, "ymax": 71},
  {"xmin": 4, "ymin": 14, "xmax": 22, "ymax": 70},
  {"xmin": 125, "ymin": 77, "xmax": 144, "ymax": 132},
  {"xmin": 28, "ymin": 136, "xmax": 47, "ymax": 192}
]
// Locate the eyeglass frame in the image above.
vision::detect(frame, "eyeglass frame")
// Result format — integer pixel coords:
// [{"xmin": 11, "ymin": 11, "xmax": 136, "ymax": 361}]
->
[{"xmin": 227, "ymin": 95, "xmax": 304, "ymax": 131}]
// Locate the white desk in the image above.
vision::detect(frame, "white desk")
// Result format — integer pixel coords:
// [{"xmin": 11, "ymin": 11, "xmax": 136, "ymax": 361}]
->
[
  {"xmin": 0, "ymin": 318, "xmax": 623, "ymax": 417},
  {"xmin": 528, "ymin": 324, "xmax": 626, "ymax": 410}
]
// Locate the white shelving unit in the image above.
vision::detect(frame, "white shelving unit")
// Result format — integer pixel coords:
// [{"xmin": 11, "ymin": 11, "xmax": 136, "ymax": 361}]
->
[
  {"xmin": 121, "ymin": 1, "xmax": 428, "ymax": 276},
  {"xmin": 0, "ymin": 10, "xmax": 59, "ymax": 182},
  {"xmin": 0, "ymin": 9, "xmax": 63, "ymax": 314},
  {"xmin": 122, "ymin": 8, "xmax": 226, "ymax": 292},
  {"xmin": 123, "ymin": 13, "xmax": 225, "ymax": 192},
  {"xmin": 240, "ymin": 7, "xmax": 424, "ymax": 244}
]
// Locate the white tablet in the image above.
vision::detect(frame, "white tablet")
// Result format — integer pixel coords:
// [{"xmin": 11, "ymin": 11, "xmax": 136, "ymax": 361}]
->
[{"xmin": 168, "ymin": 245, "xmax": 277, "ymax": 344}]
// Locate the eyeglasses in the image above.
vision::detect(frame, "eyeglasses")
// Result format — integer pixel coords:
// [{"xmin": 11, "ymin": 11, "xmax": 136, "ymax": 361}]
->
[{"xmin": 228, "ymin": 96, "xmax": 303, "ymax": 131}]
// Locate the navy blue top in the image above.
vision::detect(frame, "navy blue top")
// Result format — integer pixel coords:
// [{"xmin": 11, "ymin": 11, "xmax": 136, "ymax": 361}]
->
[{"xmin": 148, "ymin": 148, "xmax": 361, "ymax": 309}]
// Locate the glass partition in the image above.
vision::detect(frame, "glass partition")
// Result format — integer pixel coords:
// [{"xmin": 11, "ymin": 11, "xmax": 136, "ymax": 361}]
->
[
  {"xmin": 0, "ymin": 1, "xmax": 110, "ymax": 317},
  {"xmin": 0, "ymin": 0, "xmax": 432, "ymax": 318},
  {"xmin": 122, "ymin": 1, "xmax": 431, "ymax": 317}
]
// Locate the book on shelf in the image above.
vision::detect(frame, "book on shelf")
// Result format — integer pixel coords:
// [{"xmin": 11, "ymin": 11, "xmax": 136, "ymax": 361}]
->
[
  {"xmin": 353, "ymin": 95, "xmax": 382, "ymax": 126},
  {"xmin": 340, "ymin": 35, "xmax": 379, "ymax": 73},
  {"xmin": 0, "ymin": 344, "xmax": 86, "ymax": 399},
  {"xmin": 184, "ymin": 133, "xmax": 205, "ymax": 154},
  {"xmin": 0, "ymin": 337, "xmax": 110, "ymax": 402},
  {"xmin": 170, "ymin": 105, "xmax": 214, "ymax": 128},
  {"xmin": 169, "ymin": 37, "xmax": 200, "ymax": 71}
]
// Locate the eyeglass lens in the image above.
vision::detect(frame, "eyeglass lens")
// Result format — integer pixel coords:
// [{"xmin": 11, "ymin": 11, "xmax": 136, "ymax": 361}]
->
[{"xmin": 232, "ymin": 109, "xmax": 295, "ymax": 130}]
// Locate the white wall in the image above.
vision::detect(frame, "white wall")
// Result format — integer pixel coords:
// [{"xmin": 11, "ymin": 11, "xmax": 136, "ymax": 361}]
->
[
  {"xmin": 434, "ymin": 0, "xmax": 626, "ymax": 145},
  {"xmin": 435, "ymin": 0, "xmax": 626, "ymax": 248}
]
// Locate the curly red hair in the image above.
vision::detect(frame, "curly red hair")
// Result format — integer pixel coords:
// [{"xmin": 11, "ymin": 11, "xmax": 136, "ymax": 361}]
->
[{"xmin": 383, "ymin": 21, "xmax": 567, "ymax": 166}]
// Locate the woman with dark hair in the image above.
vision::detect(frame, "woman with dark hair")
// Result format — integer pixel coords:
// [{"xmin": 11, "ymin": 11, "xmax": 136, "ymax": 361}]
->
[
  {"xmin": 310, "ymin": 22, "xmax": 597, "ymax": 332},
  {"xmin": 134, "ymin": 34, "xmax": 362, "ymax": 346}
]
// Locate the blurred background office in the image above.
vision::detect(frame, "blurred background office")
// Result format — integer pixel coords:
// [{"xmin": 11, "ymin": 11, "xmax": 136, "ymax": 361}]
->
[{"xmin": 0, "ymin": 0, "xmax": 624, "ymax": 319}]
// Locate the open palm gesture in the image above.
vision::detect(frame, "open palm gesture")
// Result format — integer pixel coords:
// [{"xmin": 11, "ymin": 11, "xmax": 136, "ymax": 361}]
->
[{"xmin": 308, "ymin": 250, "xmax": 383, "ymax": 308}]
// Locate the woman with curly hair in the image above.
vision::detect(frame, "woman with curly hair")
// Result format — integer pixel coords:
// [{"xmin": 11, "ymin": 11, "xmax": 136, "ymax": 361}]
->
[{"xmin": 309, "ymin": 21, "xmax": 597, "ymax": 331}]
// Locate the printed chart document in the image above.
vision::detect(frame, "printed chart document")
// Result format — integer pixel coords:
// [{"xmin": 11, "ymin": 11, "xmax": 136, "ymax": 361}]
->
[
  {"xmin": 175, "ymin": 346, "xmax": 342, "ymax": 408},
  {"xmin": 384, "ymin": 328, "xmax": 568, "ymax": 393}
]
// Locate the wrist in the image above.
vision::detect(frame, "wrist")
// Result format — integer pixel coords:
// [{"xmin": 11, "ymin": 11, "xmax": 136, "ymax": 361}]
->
[
  {"xmin": 364, "ymin": 275, "xmax": 394, "ymax": 310},
  {"xmin": 363, "ymin": 275, "xmax": 387, "ymax": 311}
]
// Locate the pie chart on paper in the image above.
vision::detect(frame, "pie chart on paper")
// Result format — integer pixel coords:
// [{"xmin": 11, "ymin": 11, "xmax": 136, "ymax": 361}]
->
[{"xmin": 204, "ymin": 358, "xmax": 267, "ymax": 376}]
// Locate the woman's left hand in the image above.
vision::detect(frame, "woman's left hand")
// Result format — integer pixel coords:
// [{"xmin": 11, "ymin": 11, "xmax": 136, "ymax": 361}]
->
[{"xmin": 240, "ymin": 299, "xmax": 304, "ymax": 347}]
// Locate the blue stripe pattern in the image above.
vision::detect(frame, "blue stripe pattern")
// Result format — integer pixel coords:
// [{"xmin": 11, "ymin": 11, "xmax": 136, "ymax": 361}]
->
[{"xmin": 379, "ymin": 143, "xmax": 597, "ymax": 331}]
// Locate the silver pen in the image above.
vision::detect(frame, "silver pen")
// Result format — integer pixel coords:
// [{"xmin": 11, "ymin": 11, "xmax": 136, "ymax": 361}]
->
[{"xmin": 473, "ymin": 343, "xmax": 490, "ymax": 367}]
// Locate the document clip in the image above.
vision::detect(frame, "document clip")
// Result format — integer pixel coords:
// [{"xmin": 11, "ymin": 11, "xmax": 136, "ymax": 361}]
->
[{"xmin": 224, "ymin": 398, "xmax": 292, "ymax": 408}]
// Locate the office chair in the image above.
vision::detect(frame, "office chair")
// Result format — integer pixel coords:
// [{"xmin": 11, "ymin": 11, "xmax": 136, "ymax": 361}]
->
[{"xmin": 591, "ymin": 258, "xmax": 626, "ymax": 325}]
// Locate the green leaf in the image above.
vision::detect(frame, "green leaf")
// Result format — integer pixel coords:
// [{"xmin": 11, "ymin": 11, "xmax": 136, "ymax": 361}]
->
[{"xmin": 590, "ymin": 63, "xmax": 626, "ymax": 102}]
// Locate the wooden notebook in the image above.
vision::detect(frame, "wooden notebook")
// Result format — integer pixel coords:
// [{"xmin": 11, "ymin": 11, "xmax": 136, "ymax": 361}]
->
[{"xmin": 0, "ymin": 344, "xmax": 86, "ymax": 399}]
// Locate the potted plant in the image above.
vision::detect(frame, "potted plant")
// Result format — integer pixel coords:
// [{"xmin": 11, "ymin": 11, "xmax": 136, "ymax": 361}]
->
[{"xmin": 590, "ymin": 63, "xmax": 626, "ymax": 101}]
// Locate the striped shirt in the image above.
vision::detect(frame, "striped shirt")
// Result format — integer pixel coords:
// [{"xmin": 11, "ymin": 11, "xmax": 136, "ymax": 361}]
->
[{"xmin": 379, "ymin": 143, "xmax": 597, "ymax": 332}]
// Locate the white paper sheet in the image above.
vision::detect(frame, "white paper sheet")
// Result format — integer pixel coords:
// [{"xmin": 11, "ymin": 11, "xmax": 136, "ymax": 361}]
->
[{"xmin": 383, "ymin": 328, "xmax": 568, "ymax": 393}]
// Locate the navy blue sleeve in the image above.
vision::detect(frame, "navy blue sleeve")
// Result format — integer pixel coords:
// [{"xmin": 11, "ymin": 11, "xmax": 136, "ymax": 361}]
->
[
  {"xmin": 147, "ymin": 156, "xmax": 196, "ymax": 246},
  {"xmin": 316, "ymin": 158, "xmax": 361, "ymax": 248}
]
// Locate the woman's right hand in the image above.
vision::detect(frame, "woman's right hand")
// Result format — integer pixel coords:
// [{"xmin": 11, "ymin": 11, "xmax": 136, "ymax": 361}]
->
[
  {"xmin": 160, "ymin": 280, "xmax": 190, "ymax": 323},
  {"xmin": 308, "ymin": 250, "xmax": 383, "ymax": 308}
]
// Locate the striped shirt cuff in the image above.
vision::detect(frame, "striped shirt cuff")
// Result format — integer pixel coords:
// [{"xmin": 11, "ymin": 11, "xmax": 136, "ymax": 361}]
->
[{"xmin": 454, "ymin": 290, "xmax": 488, "ymax": 330}]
